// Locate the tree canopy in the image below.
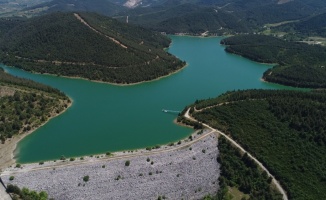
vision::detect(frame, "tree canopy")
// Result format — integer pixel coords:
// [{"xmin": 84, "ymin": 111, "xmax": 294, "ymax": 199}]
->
[
  {"xmin": 188, "ymin": 89, "xmax": 326, "ymax": 199},
  {"xmin": 221, "ymin": 35, "xmax": 326, "ymax": 88}
]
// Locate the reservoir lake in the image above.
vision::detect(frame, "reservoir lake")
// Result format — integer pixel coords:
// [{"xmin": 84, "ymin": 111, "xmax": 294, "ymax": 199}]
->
[{"xmin": 3, "ymin": 36, "xmax": 292, "ymax": 163}]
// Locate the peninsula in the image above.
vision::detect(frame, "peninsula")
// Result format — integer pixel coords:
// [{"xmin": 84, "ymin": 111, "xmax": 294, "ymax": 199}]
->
[{"xmin": 0, "ymin": 12, "xmax": 185, "ymax": 84}]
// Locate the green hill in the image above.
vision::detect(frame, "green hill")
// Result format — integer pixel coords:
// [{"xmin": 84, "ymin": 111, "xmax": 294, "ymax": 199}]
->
[
  {"xmin": 0, "ymin": 12, "xmax": 185, "ymax": 84},
  {"xmin": 275, "ymin": 12, "xmax": 326, "ymax": 37},
  {"xmin": 0, "ymin": 67, "xmax": 70, "ymax": 143},
  {"xmin": 115, "ymin": 3, "xmax": 253, "ymax": 34},
  {"xmin": 113, "ymin": 0, "xmax": 326, "ymax": 34},
  {"xmin": 221, "ymin": 35, "xmax": 326, "ymax": 88},
  {"xmin": 153, "ymin": 8, "xmax": 252, "ymax": 34},
  {"xmin": 183, "ymin": 89, "xmax": 326, "ymax": 199},
  {"xmin": 22, "ymin": 0, "xmax": 126, "ymax": 17}
]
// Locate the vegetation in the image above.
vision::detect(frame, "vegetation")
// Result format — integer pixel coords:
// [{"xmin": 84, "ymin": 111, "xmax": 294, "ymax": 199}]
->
[
  {"xmin": 0, "ymin": 68, "xmax": 69, "ymax": 143},
  {"xmin": 275, "ymin": 12, "xmax": 326, "ymax": 38},
  {"xmin": 0, "ymin": 12, "xmax": 185, "ymax": 84},
  {"xmin": 125, "ymin": 160, "xmax": 130, "ymax": 166},
  {"xmin": 117, "ymin": 4, "xmax": 252, "ymax": 35},
  {"xmin": 221, "ymin": 35, "xmax": 326, "ymax": 88},
  {"xmin": 189, "ymin": 89, "xmax": 326, "ymax": 199},
  {"xmin": 211, "ymin": 137, "xmax": 282, "ymax": 200},
  {"xmin": 25, "ymin": 0, "xmax": 126, "ymax": 17},
  {"xmin": 83, "ymin": 175, "xmax": 89, "ymax": 182},
  {"xmin": 113, "ymin": 0, "xmax": 326, "ymax": 35},
  {"xmin": 6, "ymin": 184, "xmax": 48, "ymax": 200}
]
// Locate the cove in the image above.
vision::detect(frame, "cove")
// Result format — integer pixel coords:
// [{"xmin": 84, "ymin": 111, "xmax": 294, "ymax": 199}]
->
[{"xmin": 3, "ymin": 36, "xmax": 293, "ymax": 163}]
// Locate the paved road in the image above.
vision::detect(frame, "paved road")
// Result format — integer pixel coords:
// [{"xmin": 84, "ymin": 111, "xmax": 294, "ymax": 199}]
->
[{"xmin": 184, "ymin": 108, "xmax": 288, "ymax": 200}]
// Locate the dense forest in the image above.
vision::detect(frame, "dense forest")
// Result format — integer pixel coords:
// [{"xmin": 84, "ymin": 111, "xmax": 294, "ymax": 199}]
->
[
  {"xmin": 0, "ymin": 12, "xmax": 185, "ymax": 84},
  {"xmin": 116, "ymin": 4, "xmax": 252, "ymax": 34},
  {"xmin": 112, "ymin": 0, "xmax": 326, "ymax": 35},
  {"xmin": 275, "ymin": 12, "xmax": 326, "ymax": 38},
  {"xmin": 205, "ymin": 137, "xmax": 282, "ymax": 200},
  {"xmin": 3, "ymin": 0, "xmax": 326, "ymax": 35},
  {"xmin": 221, "ymin": 35, "xmax": 326, "ymax": 88},
  {"xmin": 25, "ymin": 0, "xmax": 126, "ymax": 17},
  {"xmin": 151, "ymin": 8, "xmax": 252, "ymax": 34},
  {"xmin": 185, "ymin": 89, "xmax": 326, "ymax": 200},
  {"xmin": 0, "ymin": 67, "xmax": 70, "ymax": 143}
]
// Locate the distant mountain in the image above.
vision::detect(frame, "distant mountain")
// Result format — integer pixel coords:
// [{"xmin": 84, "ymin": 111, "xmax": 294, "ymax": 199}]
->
[
  {"xmin": 115, "ymin": 3, "xmax": 253, "ymax": 34},
  {"xmin": 4, "ymin": 0, "xmax": 326, "ymax": 35},
  {"xmin": 152, "ymin": 8, "xmax": 252, "ymax": 34},
  {"xmin": 113, "ymin": 0, "xmax": 326, "ymax": 34},
  {"xmin": 276, "ymin": 12, "xmax": 326, "ymax": 37},
  {"xmin": 0, "ymin": 0, "xmax": 51, "ymax": 16},
  {"xmin": 0, "ymin": 12, "xmax": 184, "ymax": 84},
  {"xmin": 21, "ymin": 0, "xmax": 126, "ymax": 17}
]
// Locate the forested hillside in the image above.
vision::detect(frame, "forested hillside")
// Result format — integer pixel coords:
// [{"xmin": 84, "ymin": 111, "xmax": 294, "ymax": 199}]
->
[
  {"xmin": 0, "ymin": 67, "xmax": 70, "ymax": 143},
  {"xmin": 221, "ymin": 35, "xmax": 326, "ymax": 88},
  {"xmin": 116, "ymin": 3, "xmax": 253, "ymax": 34},
  {"xmin": 205, "ymin": 137, "xmax": 282, "ymax": 200},
  {"xmin": 4, "ymin": 0, "xmax": 326, "ymax": 35},
  {"xmin": 27, "ymin": 0, "xmax": 126, "ymax": 16},
  {"xmin": 150, "ymin": 8, "xmax": 252, "ymax": 34},
  {"xmin": 185, "ymin": 89, "xmax": 326, "ymax": 199},
  {"xmin": 275, "ymin": 12, "xmax": 326, "ymax": 37},
  {"xmin": 0, "ymin": 12, "xmax": 185, "ymax": 84},
  {"xmin": 112, "ymin": 0, "xmax": 326, "ymax": 35}
]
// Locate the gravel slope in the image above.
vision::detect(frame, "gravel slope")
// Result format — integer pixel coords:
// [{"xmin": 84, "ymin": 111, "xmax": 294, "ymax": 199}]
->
[{"xmin": 1, "ymin": 130, "xmax": 220, "ymax": 200}]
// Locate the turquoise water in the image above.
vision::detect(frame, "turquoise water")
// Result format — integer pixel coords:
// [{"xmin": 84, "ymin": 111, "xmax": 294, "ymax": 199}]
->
[{"xmin": 3, "ymin": 36, "xmax": 291, "ymax": 163}]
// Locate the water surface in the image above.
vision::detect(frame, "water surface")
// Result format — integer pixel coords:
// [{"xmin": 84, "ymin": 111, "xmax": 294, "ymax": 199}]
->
[{"xmin": 3, "ymin": 36, "xmax": 291, "ymax": 163}]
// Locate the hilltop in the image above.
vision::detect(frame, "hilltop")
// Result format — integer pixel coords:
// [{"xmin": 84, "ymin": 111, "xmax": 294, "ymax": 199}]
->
[{"xmin": 0, "ymin": 12, "xmax": 185, "ymax": 84}]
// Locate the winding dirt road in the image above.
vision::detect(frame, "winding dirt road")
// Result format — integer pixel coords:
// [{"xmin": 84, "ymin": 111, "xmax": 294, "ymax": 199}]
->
[
  {"xmin": 74, "ymin": 13, "xmax": 128, "ymax": 49},
  {"xmin": 184, "ymin": 108, "xmax": 288, "ymax": 200}
]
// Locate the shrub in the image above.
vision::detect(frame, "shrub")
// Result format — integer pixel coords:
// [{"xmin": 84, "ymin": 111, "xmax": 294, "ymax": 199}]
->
[
  {"xmin": 125, "ymin": 160, "xmax": 130, "ymax": 166},
  {"xmin": 70, "ymin": 157, "xmax": 75, "ymax": 161},
  {"xmin": 146, "ymin": 158, "xmax": 150, "ymax": 162},
  {"xmin": 15, "ymin": 164, "xmax": 21, "ymax": 168},
  {"xmin": 83, "ymin": 175, "xmax": 89, "ymax": 182},
  {"xmin": 146, "ymin": 147, "xmax": 152, "ymax": 151},
  {"xmin": 9, "ymin": 176, "xmax": 14, "ymax": 181},
  {"xmin": 6, "ymin": 184, "xmax": 20, "ymax": 194},
  {"xmin": 39, "ymin": 161, "xmax": 44, "ymax": 165}
]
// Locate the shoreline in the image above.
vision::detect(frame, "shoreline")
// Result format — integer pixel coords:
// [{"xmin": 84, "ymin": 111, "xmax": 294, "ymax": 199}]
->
[
  {"xmin": 4, "ymin": 63, "xmax": 188, "ymax": 87},
  {"xmin": 1, "ymin": 129, "xmax": 219, "ymax": 200},
  {"xmin": 2, "ymin": 129, "xmax": 212, "ymax": 172},
  {"xmin": 0, "ymin": 98, "xmax": 73, "ymax": 171}
]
